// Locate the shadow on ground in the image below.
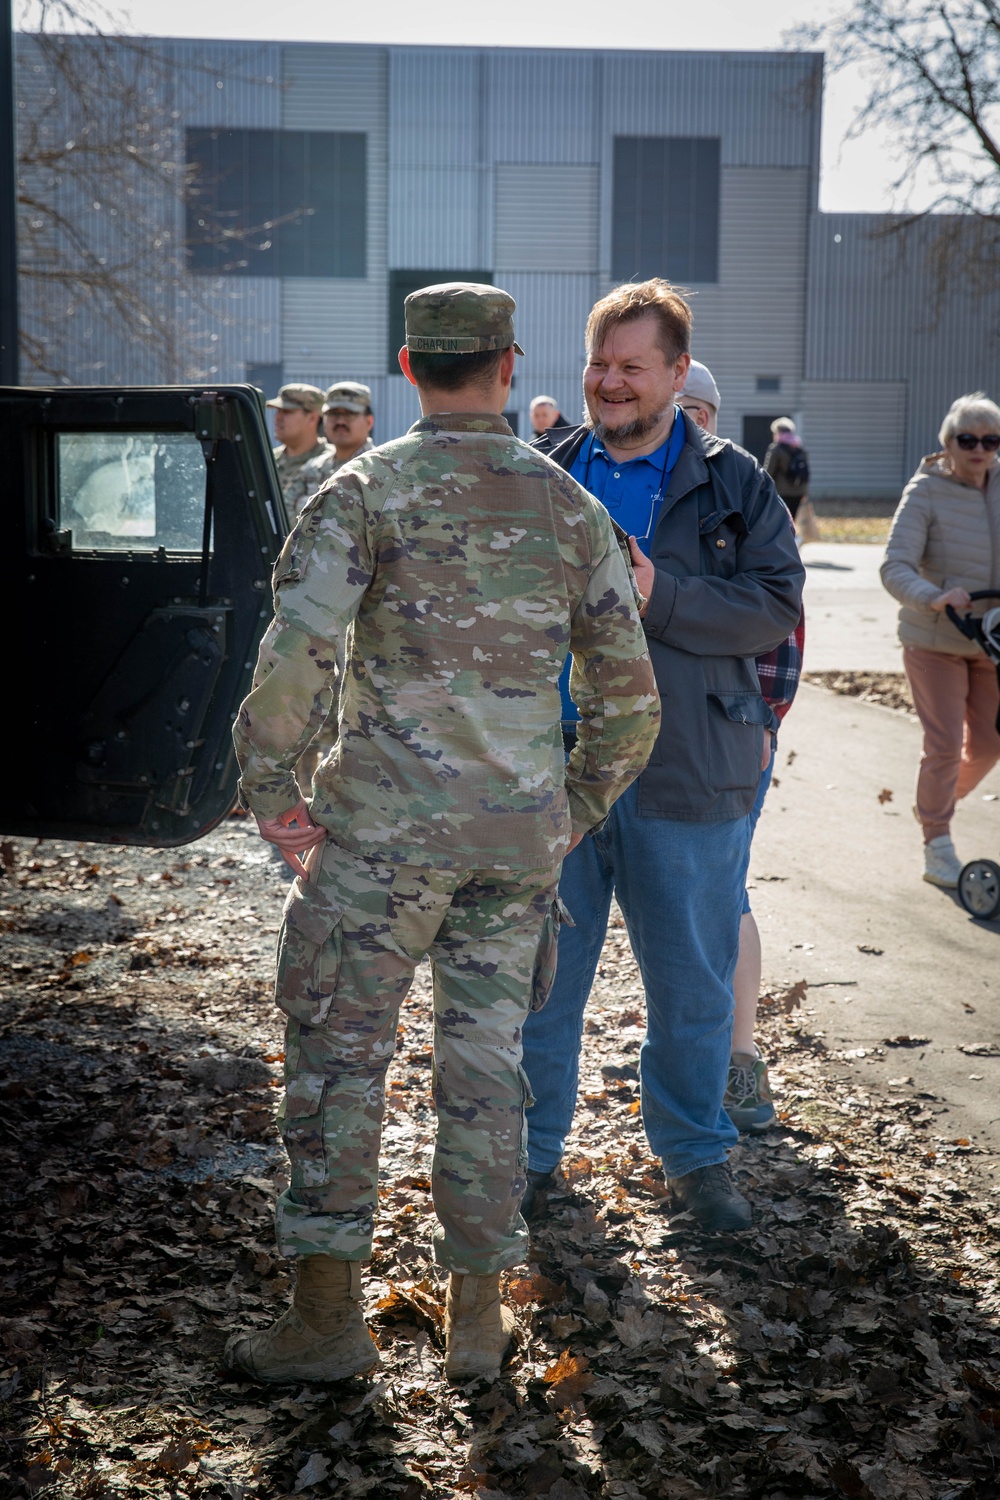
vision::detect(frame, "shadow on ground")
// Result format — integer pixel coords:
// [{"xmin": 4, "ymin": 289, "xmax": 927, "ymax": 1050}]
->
[{"xmin": 1, "ymin": 834, "xmax": 999, "ymax": 1499}]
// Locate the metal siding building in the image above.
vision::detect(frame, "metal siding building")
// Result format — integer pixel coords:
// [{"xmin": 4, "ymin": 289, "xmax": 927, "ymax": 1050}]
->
[
  {"xmin": 804, "ymin": 213, "xmax": 1000, "ymax": 493},
  {"xmin": 15, "ymin": 37, "xmax": 1000, "ymax": 491}
]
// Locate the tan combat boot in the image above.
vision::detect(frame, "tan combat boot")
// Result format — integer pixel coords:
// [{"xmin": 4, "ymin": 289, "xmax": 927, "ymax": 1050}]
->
[
  {"xmin": 224, "ymin": 1256, "xmax": 380, "ymax": 1384},
  {"xmin": 444, "ymin": 1272, "xmax": 515, "ymax": 1381}
]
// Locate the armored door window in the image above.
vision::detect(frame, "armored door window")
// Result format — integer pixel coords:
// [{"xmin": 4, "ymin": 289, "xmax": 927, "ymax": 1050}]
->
[{"xmin": 57, "ymin": 431, "xmax": 208, "ymax": 553}]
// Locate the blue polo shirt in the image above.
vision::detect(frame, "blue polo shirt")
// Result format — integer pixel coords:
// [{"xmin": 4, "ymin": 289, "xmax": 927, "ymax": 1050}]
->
[{"xmin": 560, "ymin": 408, "xmax": 685, "ymax": 725}]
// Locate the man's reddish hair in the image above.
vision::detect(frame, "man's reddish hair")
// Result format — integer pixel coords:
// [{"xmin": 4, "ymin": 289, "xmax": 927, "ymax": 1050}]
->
[{"xmin": 585, "ymin": 279, "xmax": 693, "ymax": 365}]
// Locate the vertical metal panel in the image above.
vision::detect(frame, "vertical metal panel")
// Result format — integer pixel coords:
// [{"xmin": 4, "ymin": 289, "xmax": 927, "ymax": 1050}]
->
[
  {"xmin": 800, "ymin": 381, "xmax": 907, "ymax": 493},
  {"xmin": 689, "ymin": 167, "xmax": 811, "ymax": 447},
  {"xmin": 499, "ymin": 271, "xmax": 596, "ymax": 418},
  {"xmin": 495, "ymin": 165, "xmax": 599, "ymax": 274},
  {"xmin": 280, "ymin": 45, "xmax": 388, "ymax": 376},
  {"xmin": 602, "ymin": 52, "xmax": 821, "ymax": 169},
  {"xmin": 389, "ymin": 48, "xmax": 481, "ymax": 167},
  {"xmin": 281, "ymin": 279, "xmax": 385, "ymax": 376},
  {"xmin": 388, "ymin": 47, "xmax": 487, "ymax": 271},
  {"xmin": 376, "ymin": 376, "xmax": 423, "ymax": 442},
  {"xmin": 389, "ymin": 168, "xmax": 483, "ymax": 267},
  {"xmin": 806, "ymin": 212, "xmax": 1000, "ymax": 481},
  {"xmin": 485, "ymin": 51, "xmax": 598, "ymax": 165},
  {"xmin": 166, "ymin": 40, "xmax": 282, "ymax": 127}
]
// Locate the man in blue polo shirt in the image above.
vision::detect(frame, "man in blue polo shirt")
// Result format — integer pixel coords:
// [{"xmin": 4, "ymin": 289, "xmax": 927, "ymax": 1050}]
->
[{"xmin": 523, "ymin": 279, "xmax": 804, "ymax": 1230}]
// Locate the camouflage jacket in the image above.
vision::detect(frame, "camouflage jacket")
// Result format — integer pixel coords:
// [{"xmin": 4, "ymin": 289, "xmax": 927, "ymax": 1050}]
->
[
  {"xmin": 296, "ymin": 438, "xmax": 376, "ymax": 518},
  {"xmin": 273, "ymin": 439, "xmax": 331, "ymax": 514},
  {"xmin": 236, "ymin": 413, "xmax": 659, "ymax": 871}
]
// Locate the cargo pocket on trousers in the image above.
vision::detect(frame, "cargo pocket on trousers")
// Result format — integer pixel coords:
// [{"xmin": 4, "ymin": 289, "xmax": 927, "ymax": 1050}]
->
[
  {"xmin": 280, "ymin": 1072, "xmax": 328, "ymax": 1188},
  {"xmin": 530, "ymin": 896, "xmax": 575, "ymax": 1013},
  {"xmin": 274, "ymin": 878, "xmax": 345, "ymax": 1026}
]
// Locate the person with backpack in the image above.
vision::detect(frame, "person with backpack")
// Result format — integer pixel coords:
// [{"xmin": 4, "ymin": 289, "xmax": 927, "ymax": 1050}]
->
[{"xmin": 764, "ymin": 418, "xmax": 810, "ymax": 522}]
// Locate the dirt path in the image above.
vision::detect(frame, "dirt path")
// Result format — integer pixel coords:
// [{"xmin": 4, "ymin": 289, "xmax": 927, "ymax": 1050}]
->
[{"xmin": 1, "ymin": 809, "xmax": 999, "ymax": 1499}]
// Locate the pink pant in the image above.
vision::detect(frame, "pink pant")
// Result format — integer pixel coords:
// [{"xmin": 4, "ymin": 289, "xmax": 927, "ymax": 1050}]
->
[{"xmin": 903, "ymin": 645, "xmax": 1000, "ymax": 842}]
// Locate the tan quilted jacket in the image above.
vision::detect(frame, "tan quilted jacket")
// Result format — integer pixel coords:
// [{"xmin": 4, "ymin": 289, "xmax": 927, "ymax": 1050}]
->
[{"xmin": 880, "ymin": 455, "xmax": 1000, "ymax": 656}]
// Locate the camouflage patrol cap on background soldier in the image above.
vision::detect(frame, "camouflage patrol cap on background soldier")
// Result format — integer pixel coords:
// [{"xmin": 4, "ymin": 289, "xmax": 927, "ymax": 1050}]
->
[
  {"xmin": 404, "ymin": 282, "xmax": 525, "ymax": 356},
  {"xmin": 266, "ymin": 383, "xmax": 324, "ymax": 414},
  {"xmin": 323, "ymin": 381, "xmax": 372, "ymax": 414}
]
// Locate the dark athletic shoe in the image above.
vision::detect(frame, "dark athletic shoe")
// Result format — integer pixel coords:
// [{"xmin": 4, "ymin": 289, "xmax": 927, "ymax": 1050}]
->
[
  {"xmin": 666, "ymin": 1161, "xmax": 752, "ymax": 1232},
  {"xmin": 521, "ymin": 1168, "xmax": 555, "ymax": 1220}
]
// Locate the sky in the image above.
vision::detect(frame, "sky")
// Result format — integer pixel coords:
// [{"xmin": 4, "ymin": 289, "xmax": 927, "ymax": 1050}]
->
[{"xmin": 28, "ymin": 0, "xmax": 917, "ymax": 215}]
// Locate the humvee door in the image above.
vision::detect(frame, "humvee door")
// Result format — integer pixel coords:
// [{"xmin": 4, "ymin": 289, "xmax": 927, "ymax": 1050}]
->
[{"xmin": 0, "ymin": 384, "xmax": 288, "ymax": 846}]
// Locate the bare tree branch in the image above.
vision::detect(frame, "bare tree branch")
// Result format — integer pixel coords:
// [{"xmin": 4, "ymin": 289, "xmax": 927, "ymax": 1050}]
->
[
  {"xmin": 14, "ymin": 0, "xmax": 287, "ymax": 382},
  {"xmin": 794, "ymin": 0, "xmax": 1000, "ymax": 219}
]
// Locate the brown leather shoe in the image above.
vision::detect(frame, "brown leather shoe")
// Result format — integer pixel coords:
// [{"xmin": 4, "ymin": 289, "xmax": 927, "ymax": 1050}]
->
[
  {"xmin": 224, "ymin": 1255, "xmax": 380, "ymax": 1384},
  {"xmin": 444, "ymin": 1272, "xmax": 515, "ymax": 1381}
]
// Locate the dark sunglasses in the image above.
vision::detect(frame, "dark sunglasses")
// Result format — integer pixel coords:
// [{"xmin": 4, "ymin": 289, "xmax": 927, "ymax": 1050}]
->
[{"xmin": 955, "ymin": 432, "xmax": 1000, "ymax": 451}]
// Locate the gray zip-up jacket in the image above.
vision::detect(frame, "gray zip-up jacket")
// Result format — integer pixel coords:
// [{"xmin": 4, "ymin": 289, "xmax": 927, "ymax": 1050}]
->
[{"xmin": 543, "ymin": 414, "xmax": 805, "ymax": 822}]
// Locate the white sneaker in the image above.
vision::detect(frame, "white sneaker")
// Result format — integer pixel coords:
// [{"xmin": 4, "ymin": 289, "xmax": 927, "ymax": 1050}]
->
[{"xmin": 923, "ymin": 835, "xmax": 962, "ymax": 888}]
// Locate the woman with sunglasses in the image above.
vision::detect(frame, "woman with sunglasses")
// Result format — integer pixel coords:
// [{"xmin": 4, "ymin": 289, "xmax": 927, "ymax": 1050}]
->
[{"xmin": 881, "ymin": 392, "xmax": 1000, "ymax": 888}]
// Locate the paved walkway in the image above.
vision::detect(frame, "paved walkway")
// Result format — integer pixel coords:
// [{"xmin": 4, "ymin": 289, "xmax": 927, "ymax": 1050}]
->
[
  {"xmin": 756, "ymin": 684, "xmax": 1000, "ymax": 1160},
  {"xmin": 801, "ymin": 541, "xmax": 902, "ymax": 672}
]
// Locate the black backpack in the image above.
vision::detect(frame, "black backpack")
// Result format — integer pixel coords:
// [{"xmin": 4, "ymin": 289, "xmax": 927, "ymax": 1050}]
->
[{"xmin": 785, "ymin": 446, "xmax": 809, "ymax": 486}]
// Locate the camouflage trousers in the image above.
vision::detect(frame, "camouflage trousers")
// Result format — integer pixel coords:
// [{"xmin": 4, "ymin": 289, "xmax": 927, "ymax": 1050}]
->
[{"xmin": 272, "ymin": 839, "xmax": 563, "ymax": 1276}]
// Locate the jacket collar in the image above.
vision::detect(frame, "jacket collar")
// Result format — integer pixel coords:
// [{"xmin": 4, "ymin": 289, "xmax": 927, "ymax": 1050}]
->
[{"xmin": 410, "ymin": 412, "xmax": 515, "ymax": 436}]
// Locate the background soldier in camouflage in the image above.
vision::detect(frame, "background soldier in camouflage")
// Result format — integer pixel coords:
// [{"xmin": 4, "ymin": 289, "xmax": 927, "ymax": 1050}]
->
[
  {"xmin": 298, "ymin": 381, "xmax": 377, "ymax": 504},
  {"xmin": 229, "ymin": 283, "xmax": 659, "ymax": 1386},
  {"xmin": 293, "ymin": 382, "xmax": 379, "ymax": 798},
  {"xmin": 267, "ymin": 384, "xmax": 329, "ymax": 513}
]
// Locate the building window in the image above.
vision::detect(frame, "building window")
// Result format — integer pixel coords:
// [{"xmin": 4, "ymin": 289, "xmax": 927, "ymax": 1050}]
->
[
  {"xmin": 612, "ymin": 137, "xmax": 720, "ymax": 284},
  {"xmin": 388, "ymin": 270, "xmax": 493, "ymax": 370},
  {"xmin": 756, "ymin": 376, "xmax": 782, "ymax": 392},
  {"xmin": 186, "ymin": 129, "xmax": 366, "ymax": 278}
]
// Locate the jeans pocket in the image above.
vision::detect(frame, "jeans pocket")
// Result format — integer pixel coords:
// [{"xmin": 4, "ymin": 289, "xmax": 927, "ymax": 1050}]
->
[
  {"xmin": 530, "ymin": 896, "xmax": 575, "ymax": 1013},
  {"xmin": 275, "ymin": 878, "xmax": 345, "ymax": 1026}
]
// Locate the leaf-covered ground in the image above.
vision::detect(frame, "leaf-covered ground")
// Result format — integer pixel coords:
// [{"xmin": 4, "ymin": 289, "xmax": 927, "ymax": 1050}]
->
[
  {"xmin": 802, "ymin": 673, "xmax": 914, "ymax": 717},
  {"xmin": 2, "ymin": 817, "xmax": 999, "ymax": 1500}
]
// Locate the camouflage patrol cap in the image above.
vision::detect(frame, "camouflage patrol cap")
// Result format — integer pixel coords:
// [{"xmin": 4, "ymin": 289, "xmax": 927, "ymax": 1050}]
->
[
  {"xmin": 404, "ymin": 282, "xmax": 525, "ymax": 356},
  {"xmin": 323, "ymin": 381, "xmax": 373, "ymax": 414},
  {"xmin": 266, "ymin": 383, "xmax": 324, "ymax": 414}
]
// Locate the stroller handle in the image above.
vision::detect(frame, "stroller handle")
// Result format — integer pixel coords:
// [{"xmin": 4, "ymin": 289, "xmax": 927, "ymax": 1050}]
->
[{"xmin": 944, "ymin": 592, "xmax": 1000, "ymax": 644}]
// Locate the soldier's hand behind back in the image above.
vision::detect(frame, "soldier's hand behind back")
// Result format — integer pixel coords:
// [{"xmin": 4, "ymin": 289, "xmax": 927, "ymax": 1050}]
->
[{"xmin": 255, "ymin": 800, "xmax": 326, "ymax": 880}]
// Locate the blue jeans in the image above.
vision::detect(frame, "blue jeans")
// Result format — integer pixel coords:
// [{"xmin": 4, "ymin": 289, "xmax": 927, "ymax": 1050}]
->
[
  {"xmin": 741, "ymin": 747, "xmax": 774, "ymax": 915},
  {"xmin": 521, "ymin": 781, "xmax": 751, "ymax": 1179}
]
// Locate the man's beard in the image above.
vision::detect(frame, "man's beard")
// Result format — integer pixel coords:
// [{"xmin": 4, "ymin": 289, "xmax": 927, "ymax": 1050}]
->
[{"xmin": 590, "ymin": 402, "xmax": 672, "ymax": 446}]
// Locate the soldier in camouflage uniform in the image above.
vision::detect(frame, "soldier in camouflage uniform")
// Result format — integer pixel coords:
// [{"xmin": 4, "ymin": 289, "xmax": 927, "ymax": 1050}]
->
[
  {"xmin": 228, "ymin": 283, "xmax": 659, "ymax": 1386},
  {"xmin": 267, "ymin": 384, "xmax": 330, "ymax": 514},
  {"xmin": 298, "ymin": 381, "xmax": 377, "ymax": 506},
  {"xmin": 293, "ymin": 384, "xmax": 378, "ymax": 794}
]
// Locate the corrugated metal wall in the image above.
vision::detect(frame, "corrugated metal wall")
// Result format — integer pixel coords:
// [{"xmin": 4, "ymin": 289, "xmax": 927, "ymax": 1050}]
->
[
  {"xmin": 166, "ymin": 43, "xmax": 284, "ymax": 382},
  {"xmin": 495, "ymin": 165, "xmax": 599, "ymax": 273},
  {"xmin": 30, "ymin": 33, "xmax": 995, "ymax": 502},
  {"xmin": 280, "ymin": 46, "xmax": 387, "ymax": 379},
  {"xmin": 689, "ymin": 167, "xmax": 811, "ymax": 447},
  {"xmin": 806, "ymin": 213, "xmax": 1000, "ymax": 490},
  {"xmin": 801, "ymin": 381, "xmax": 907, "ymax": 493},
  {"xmin": 388, "ymin": 49, "xmax": 489, "ymax": 271}
]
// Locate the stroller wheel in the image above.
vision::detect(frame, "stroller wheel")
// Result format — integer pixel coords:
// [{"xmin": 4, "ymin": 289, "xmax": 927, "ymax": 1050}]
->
[{"xmin": 958, "ymin": 859, "xmax": 1000, "ymax": 920}]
